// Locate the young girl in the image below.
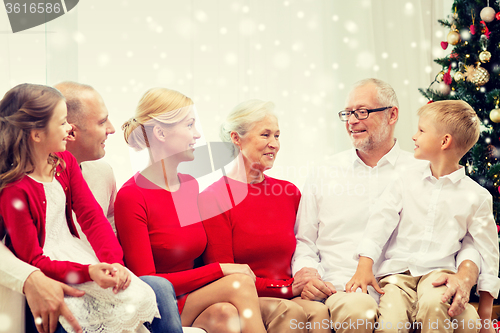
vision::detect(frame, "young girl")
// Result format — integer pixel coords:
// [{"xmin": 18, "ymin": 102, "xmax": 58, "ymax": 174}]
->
[{"xmin": 0, "ymin": 84, "xmax": 158, "ymax": 333}]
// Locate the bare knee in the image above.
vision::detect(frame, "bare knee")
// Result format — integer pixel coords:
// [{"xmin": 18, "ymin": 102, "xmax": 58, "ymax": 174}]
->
[
  {"xmin": 194, "ymin": 302, "xmax": 240, "ymax": 333},
  {"xmin": 222, "ymin": 274, "xmax": 258, "ymax": 300},
  {"xmin": 223, "ymin": 273, "xmax": 255, "ymax": 289}
]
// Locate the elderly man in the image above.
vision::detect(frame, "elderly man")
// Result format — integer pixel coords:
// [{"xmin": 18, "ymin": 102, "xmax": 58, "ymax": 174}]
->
[{"xmin": 291, "ymin": 78, "xmax": 480, "ymax": 333}]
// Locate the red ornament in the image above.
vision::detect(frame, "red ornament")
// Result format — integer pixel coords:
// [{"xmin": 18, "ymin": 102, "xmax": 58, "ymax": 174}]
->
[
  {"xmin": 450, "ymin": 52, "xmax": 459, "ymax": 59},
  {"xmin": 443, "ymin": 65, "xmax": 452, "ymax": 85},
  {"xmin": 441, "ymin": 41, "xmax": 449, "ymax": 50},
  {"xmin": 480, "ymin": 21, "xmax": 491, "ymax": 38},
  {"xmin": 493, "ymin": 321, "xmax": 500, "ymax": 333},
  {"xmin": 470, "ymin": 24, "xmax": 476, "ymax": 35},
  {"xmin": 427, "ymin": 100, "xmax": 434, "ymax": 104},
  {"xmin": 497, "ymin": 225, "xmax": 500, "ymax": 233},
  {"xmin": 496, "ymin": 12, "xmax": 500, "ymax": 20}
]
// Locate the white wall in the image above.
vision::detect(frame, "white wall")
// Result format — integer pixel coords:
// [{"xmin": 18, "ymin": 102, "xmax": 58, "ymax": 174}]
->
[{"xmin": 0, "ymin": 0, "xmax": 453, "ymax": 189}]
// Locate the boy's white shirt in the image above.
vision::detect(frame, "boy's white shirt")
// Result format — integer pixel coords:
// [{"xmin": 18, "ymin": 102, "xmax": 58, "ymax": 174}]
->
[{"xmin": 357, "ymin": 162, "xmax": 500, "ymax": 298}]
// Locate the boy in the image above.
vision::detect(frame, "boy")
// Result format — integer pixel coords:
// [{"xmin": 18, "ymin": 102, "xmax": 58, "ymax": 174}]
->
[{"xmin": 346, "ymin": 100, "xmax": 500, "ymax": 333}]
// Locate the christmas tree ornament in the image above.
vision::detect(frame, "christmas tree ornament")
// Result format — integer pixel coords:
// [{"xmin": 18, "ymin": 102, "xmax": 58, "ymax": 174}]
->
[
  {"xmin": 436, "ymin": 71, "xmax": 445, "ymax": 82},
  {"xmin": 480, "ymin": 21, "xmax": 491, "ymax": 38},
  {"xmin": 479, "ymin": 34, "xmax": 490, "ymax": 63},
  {"xmin": 447, "ymin": 25, "xmax": 461, "ymax": 45},
  {"xmin": 441, "ymin": 41, "xmax": 449, "ymax": 50},
  {"xmin": 470, "ymin": 11, "xmax": 477, "ymax": 34},
  {"xmin": 472, "ymin": 63, "xmax": 489, "ymax": 86},
  {"xmin": 443, "ymin": 65, "xmax": 452, "ymax": 85},
  {"xmin": 480, "ymin": 6, "xmax": 496, "ymax": 23},
  {"xmin": 490, "ymin": 100, "xmax": 500, "ymax": 123},
  {"xmin": 489, "ymin": 108, "xmax": 500, "ymax": 122},
  {"xmin": 480, "ymin": 50, "xmax": 491, "ymax": 62},
  {"xmin": 496, "ymin": 12, "xmax": 500, "ymax": 20},
  {"xmin": 464, "ymin": 63, "xmax": 490, "ymax": 86},
  {"xmin": 464, "ymin": 65, "xmax": 477, "ymax": 82},
  {"xmin": 437, "ymin": 81, "xmax": 451, "ymax": 95},
  {"xmin": 488, "ymin": 143, "xmax": 500, "ymax": 159},
  {"xmin": 454, "ymin": 71, "xmax": 465, "ymax": 81}
]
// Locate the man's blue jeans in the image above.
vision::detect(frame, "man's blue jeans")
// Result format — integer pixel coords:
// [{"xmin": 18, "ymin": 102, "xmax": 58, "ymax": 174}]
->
[{"xmin": 140, "ymin": 275, "xmax": 183, "ymax": 333}]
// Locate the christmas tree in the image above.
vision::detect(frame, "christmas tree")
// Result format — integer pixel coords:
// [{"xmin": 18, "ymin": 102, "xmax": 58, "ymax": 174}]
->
[{"xmin": 419, "ymin": 0, "xmax": 500, "ymax": 227}]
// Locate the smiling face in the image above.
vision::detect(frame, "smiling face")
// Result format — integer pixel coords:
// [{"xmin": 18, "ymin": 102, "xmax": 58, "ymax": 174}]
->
[
  {"xmin": 235, "ymin": 115, "xmax": 280, "ymax": 175},
  {"xmin": 71, "ymin": 90, "xmax": 115, "ymax": 163},
  {"xmin": 412, "ymin": 115, "xmax": 444, "ymax": 162},
  {"xmin": 43, "ymin": 100, "xmax": 72, "ymax": 153},
  {"xmin": 161, "ymin": 109, "xmax": 201, "ymax": 162},
  {"xmin": 344, "ymin": 83, "xmax": 394, "ymax": 153}
]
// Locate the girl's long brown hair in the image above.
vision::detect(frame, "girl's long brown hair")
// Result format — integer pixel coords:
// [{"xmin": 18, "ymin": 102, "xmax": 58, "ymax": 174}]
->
[{"xmin": 0, "ymin": 83, "xmax": 65, "ymax": 191}]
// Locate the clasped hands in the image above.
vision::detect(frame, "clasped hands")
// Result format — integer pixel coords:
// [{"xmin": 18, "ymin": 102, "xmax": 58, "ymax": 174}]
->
[
  {"xmin": 292, "ymin": 267, "xmax": 336, "ymax": 301},
  {"xmin": 89, "ymin": 262, "xmax": 131, "ymax": 293}
]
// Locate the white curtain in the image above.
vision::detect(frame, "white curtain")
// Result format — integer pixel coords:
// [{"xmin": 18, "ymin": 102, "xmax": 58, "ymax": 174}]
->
[{"xmin": 0, "ymin": 0, "xmax": 452, "ymax": 189}]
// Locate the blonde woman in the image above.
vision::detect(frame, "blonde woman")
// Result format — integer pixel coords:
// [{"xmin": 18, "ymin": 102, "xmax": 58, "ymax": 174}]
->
[{"xmin": 115, "ymin": 88, "xmax": 267, "ymax": 333}]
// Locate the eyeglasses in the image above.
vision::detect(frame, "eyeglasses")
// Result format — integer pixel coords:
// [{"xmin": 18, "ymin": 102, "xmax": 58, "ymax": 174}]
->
[{"xmin": 338, "ymin": 106, "xmax": 393, "ymax": 122}]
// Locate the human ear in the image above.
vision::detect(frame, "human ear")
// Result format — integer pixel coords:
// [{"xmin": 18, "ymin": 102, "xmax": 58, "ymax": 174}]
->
[
  {"xmin": 152, "ymin": 125, "xmax": 166, "ymax": 142},
  {"xmin": 441, "ymin": 134, "xmax": 453, "ymax": 150},
  {"xmin": 230, "ymin": 132, "xmax": 241, "ymax": 149},
  {"xmin": 30, "ymin": 129, "xmax": 42, "ymax": 143},
  {"xmin": 66, "ymin": 124, "xmax": 77, "ymax": 142},
  {"xmin": 388, "ymin": 107, "xmax": 399, "ymax": 125}
]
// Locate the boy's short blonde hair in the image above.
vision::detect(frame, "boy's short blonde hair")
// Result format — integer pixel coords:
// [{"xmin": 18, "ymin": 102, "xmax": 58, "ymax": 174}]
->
[{"xmin": 417, "ymin": 100, "xmax": 480, "ymax": 157}]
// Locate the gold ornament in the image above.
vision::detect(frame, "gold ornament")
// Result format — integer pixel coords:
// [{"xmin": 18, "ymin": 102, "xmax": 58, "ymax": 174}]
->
[
  {"xmin": 436, "ymin": 71, "xmax": 445, "ymax": 82},
  {"xmin": 447, "ymin": 30, "xmax": 461, "ymax": 45},
  {"xmin": 472, "ymin": 64, "xmax": 489, "ymax": 86},
  {"xmin": 490, "ymin": 105, "xmax": 500, "ymax": 123},
  {"xmin": 465, "ymin": 63, "xmax": 490, "ymax": 86},
  {"xmin": 464, "ymin": 65, "xmax": 477, "ymax": 82},
  {"xmin": 479, "ymin": 50, "xmax": 491, "ymax": 63},
  {"xmin": 453, "ymin": 71, "xmax": 465, "ymax": 81}
]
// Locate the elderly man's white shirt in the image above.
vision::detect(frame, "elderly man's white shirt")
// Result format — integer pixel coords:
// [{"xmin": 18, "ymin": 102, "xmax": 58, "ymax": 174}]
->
[{"xmin": 292, "ymin": 142, "xmax": 481, "ymax": 293}]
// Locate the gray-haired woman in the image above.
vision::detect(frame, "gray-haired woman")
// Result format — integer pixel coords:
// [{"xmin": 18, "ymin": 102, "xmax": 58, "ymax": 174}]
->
[{"xmin": 199, "ymin": 99, "xmax": 330, "ymax": 333}]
